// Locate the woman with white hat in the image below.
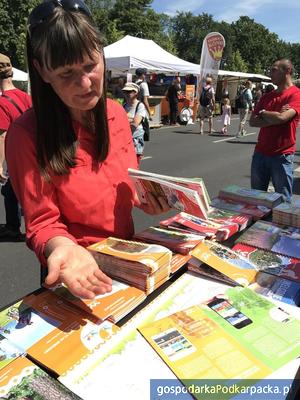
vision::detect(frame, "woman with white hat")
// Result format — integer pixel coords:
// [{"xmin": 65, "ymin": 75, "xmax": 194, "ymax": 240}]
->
[{"xmin": 123, "ymin": 82, "xmax": 147, "ymax": 165}]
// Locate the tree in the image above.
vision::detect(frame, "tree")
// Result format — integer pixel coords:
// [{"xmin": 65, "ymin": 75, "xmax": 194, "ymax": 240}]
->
[
  {"xmin": 232, "ymin": 16, "xmax": 280, "ymax": 73},
  {"xmin": 171, "ymin": 12, "xmax": 217, "ymax": 63},
  {"xmin": 226, "ymin": 50, "xmax": 248, "ymax": 72},
  {"xmin": 0, "ymin": 0, "xmax": 40, "ymax": 69}
]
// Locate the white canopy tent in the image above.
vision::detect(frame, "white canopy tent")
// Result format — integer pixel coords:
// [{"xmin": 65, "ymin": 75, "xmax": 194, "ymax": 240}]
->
[
  {"xmin": 104, "ymin": 35, "xmax": 200, "ymax": 74},
  {"xmin": 218, "ymin": 69, "xmax": 270, "ymax": 81},
  {"xmin": 12, "ymin": 67, "xmax": 28, "ymax": 81},
  {"xmin": 104, "ymin": 35, "xmax": 271, "ymax": 82}
]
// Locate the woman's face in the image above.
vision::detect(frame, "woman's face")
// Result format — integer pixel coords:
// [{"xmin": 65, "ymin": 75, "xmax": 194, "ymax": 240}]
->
[{"xmin": 37, "ymin": 50, "xmax": 104, "ymax": 114}]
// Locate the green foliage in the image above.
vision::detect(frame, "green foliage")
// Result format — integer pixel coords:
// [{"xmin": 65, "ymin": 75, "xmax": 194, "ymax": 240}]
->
[
  {"xmin": 1, "ymin": 1, "xmax": 299, "ymax": 76},
  {"xmin": 171, "ymin": 12, "xmax": 218, "ymax": 63},
  {"xmin": 227, "ymin": 50, "xmax": 248, "ymax": 72},
  {"xmin": 0, "ymin": 0, "xmax": 40, "ymax": 69}
]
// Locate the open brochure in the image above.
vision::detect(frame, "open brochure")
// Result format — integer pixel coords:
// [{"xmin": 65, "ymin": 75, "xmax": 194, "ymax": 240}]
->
[
  {"xmin": 58, "ymin": 273, "xmax": 231, "ymax": 400},
  {"xmin": 0, "ymin": 291, "xmax": 119, "ymax": 376},
  {"xmin": 191, "ymin": 241, "xmax": 300, "ymax": 306},
  {"xmin": 139, "ymin": 286, "xmax": 300, "ymax": 392},
  {"xmin": 128, "ymin": 168, "xmax": 210, "ymax": 219}
]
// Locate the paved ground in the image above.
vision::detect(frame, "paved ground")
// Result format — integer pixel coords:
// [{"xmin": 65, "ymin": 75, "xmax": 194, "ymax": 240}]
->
[{"xmin": 1, "ymin": 114, "xmax": 300, "ymax": 309}]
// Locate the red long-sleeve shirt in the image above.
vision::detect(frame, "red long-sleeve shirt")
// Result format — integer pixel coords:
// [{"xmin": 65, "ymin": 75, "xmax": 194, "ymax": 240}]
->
[{"xmin": 6, "ymin": 99, "xmax": 138, "ymax": 265}]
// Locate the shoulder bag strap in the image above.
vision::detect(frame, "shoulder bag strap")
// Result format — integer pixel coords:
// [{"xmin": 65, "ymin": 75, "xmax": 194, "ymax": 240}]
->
[{"xmin": 2, "ymin": 94, "xmax": 24, "ymax": 115}]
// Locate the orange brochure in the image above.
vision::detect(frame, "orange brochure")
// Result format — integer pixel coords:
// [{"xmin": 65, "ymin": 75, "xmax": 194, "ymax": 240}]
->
[
  {"xmin": 50, "ymin": 280, "xmax": 146, "ymax": 323},
  {"xmin": 24, "ymin": 290, "xmax": 119, "ymax": 375}
]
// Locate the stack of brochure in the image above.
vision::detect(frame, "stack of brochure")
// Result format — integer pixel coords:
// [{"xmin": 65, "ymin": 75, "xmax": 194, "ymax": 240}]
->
[
  {"xmin": 134, "ymin": 225, "xmax": 205, "ymax": 255},
  {"xmin": 88, "ymin": 237, "xmax": 172, "ymax": 294},
  {"xmin": 50, "ymin": 280, "xmax": 147, "ymax": 323},
  {"xmin": 128, "ymin": 168, "xmax": 210, "ymax": 219},
  {"xmin": 211, "ymin": 196, "xmax": 271, "ymax": 220},
  {"xmin": 160, "ymin": 211, "xmax": 239, "ymax": 241},
  {"xmin": 273, "ymin": 201, "xmax": 300, "ymax": 227},
  {"xmin": 219, "ymin": 184, "xmax": 283, "ymax": 208}
]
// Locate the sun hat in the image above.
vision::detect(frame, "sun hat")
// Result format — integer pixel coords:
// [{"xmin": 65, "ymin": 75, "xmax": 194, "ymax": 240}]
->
[{"xmin": 122, "ymin": 82, "xmax": 140, "ymax": 93}]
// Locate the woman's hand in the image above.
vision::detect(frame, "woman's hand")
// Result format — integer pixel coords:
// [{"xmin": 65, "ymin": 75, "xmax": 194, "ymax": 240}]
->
[
  {"xmin": 45, "ymin": 241, "xmax": 112, "ymax": 299},
  {"xmin": 138, "ymin": 192, "xmax": 170, "ymax": 215}
]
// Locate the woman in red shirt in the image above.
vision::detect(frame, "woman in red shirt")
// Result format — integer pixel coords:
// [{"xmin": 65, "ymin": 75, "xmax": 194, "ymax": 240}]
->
[{"xmin": 6, "ymin": 1, "xmax": 168, "ymax": 299}]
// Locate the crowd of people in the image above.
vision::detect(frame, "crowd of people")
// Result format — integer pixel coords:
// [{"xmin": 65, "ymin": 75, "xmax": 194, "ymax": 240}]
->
[{"xmin": 1, "ymin": 1, "xmax": 300, "ymax": 299}]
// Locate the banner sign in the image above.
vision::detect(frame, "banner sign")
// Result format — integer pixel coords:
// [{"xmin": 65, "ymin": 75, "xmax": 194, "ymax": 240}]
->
[{"xmin": 198, "ymin": 32, "xmax": 226, "ymax": 94}]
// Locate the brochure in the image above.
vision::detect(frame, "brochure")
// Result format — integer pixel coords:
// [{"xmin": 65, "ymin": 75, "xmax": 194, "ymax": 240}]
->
[
  {"xmin": 139, "ymin": 286, "xmax": 300, "ymax": 388},
  {"xmin": 235, "ymin": 220, "xmax": 300, "ymax": 259},
  {"xmin": 272, "ymin": 201, "xmax": 300, "ymax": 228},
  {"xmin": 191, "ymin": 240, "xmax": 258, "ymax": 286},
  {"xmin": 207, "ymin": 207, "xmax": 252, "ymax": 231},
  {"xmin": 192, "ymin": 240, "xmax": 300, "ymax": 306},
  {"xmin": 219, "ymin": 185, "xmax": 283, "ymax": 208},
  {"xmin": 23, "ymin": 290, "xmax": 120, "ymax": 375},
  {"xmin": 59, "ymin": 273, "xmax": 231, "ymax": 400},
  {"xmin": 88, "ymin": 237, "xmax": 172, "ymax": 294},
  {"xmin": 50, "ymin": 280, "xmax": 146, "ymax": 323},
  {"xmin": 0, "ymin": 356, "xmax": 80, "ymax": 399},
  {"xmin": 232, "ymin": 243, "xmax": 300, "ymax": 284},
  {"xmin": 210, "ymin": 197, "xmax": 271, "ymax": 220},
  {"xmin": 134, "ymin": 225, "xmax": 205, "ymax": 254},
  {"xmin": 128, "ymin": 168, "xmax": 210, "ymax": 219},
  {"xmin": 160, "ymin": 212, "xmax": 239, "ymax": 241},
  {"xmin": 0, "ymin": 335, "xmax": 23, "ymax": 371}
]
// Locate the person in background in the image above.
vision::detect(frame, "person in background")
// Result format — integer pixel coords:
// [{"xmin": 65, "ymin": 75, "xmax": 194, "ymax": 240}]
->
[
  {"xmin": 112, "ymin": 77, "xmax": 126, "ymax": 104},
  {"xmin": 249, "ymin": 58, "xmax": 300, "ymax": 202},
  {"xmin": 254, "ymin": 88, "xmax": 262, "ymax": 106},
  {"xmin": 0, "ymin": 53, "xmax": 32, "ymax": 240},
  {"xmin": 198, "ymin": 76, "xmax": 215, "ymax": 134},
  {"xmin": 236, "ymin": 80, "xmax": 253, "ymax": 138},
  {"xmin": 166, "ymin": 76, "xmax": 181, "ymax": 126},
  {"xmin": 122, "ymin": 82, "xmax": 146, "ymax": 165},
  {"xmin": 135, "ymin": 67, "xmax": 152, "ymax": 120},
  {"xmin": 221, "ymin": 97, "xmax": 231, "ymax": 134},
  {"xmin": 6, "ymin": 1, "xmax": 169, "ymax": 299}
]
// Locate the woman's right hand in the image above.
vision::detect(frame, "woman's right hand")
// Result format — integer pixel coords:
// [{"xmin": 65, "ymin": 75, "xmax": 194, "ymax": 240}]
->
[{"xmin": 45, "ymin": 241, "xmax": 112, "ymax": 299}]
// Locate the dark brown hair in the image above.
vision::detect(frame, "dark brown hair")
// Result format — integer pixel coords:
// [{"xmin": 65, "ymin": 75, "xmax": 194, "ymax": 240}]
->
[{"xmin": 27, "ymin": 8, "xmax": 109, "ymax": 177}]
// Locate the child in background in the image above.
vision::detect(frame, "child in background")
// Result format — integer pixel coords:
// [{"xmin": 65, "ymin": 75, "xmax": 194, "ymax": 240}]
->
[{"xmin": 221, "ymin": 97, "xmax": 231, "ymax": 134}]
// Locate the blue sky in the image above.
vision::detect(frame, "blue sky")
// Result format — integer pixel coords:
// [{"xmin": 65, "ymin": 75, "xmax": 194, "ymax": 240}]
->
[{"xmin": 151, "ymin": 0, "xmax": 300, "ymax": 44}]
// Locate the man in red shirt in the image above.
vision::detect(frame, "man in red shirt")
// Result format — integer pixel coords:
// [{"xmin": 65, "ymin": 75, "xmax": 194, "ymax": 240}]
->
[
  {"xmin": 249, "ymin": 58, "xmax": 300, "ymax": 202},
  {"xmin": 0, "ymin": 53, "xmax": 32, "ymax": 239}
]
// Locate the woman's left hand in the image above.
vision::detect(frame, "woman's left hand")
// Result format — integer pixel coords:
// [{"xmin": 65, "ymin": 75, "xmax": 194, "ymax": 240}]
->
[{"xmin": 138, "ymin": 192, "xmax": 170, "ymax": 215}]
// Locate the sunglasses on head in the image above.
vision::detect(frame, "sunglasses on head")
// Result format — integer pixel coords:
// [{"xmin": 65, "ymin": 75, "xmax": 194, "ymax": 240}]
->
[{"xmin": 28, "ymin": 0, "xmax": 91, "ymax": 37}]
